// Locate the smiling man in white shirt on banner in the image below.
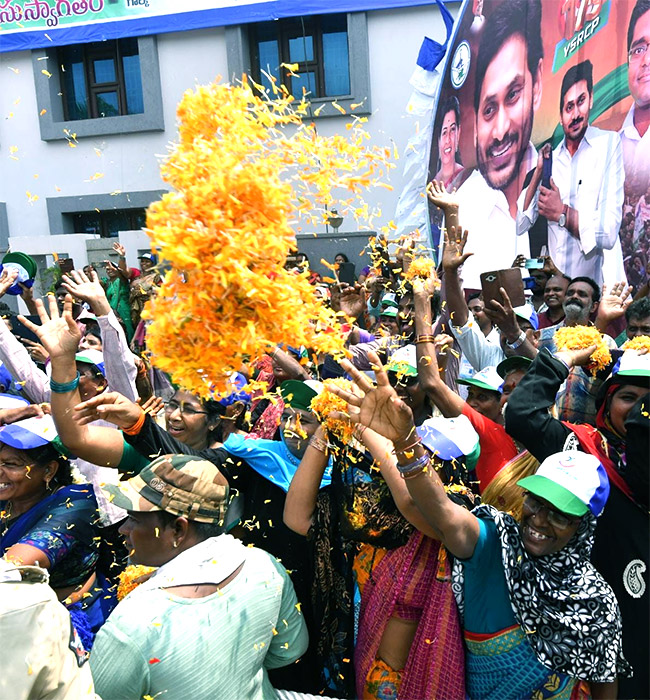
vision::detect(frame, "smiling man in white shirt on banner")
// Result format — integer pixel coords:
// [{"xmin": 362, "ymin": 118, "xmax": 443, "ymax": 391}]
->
[
  {"xmin": 452, "ymin": 0, "xmax": 543, "ymax": 289},
  {"xmin": 522, "ymin": 60, "xmax": 625, "ymax": 286}
]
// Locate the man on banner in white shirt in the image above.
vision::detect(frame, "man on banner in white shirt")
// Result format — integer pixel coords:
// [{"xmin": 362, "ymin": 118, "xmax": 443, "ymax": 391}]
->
[
  {"xmin": 453, "ymin": 0, "xmax": 543, "ymax": 289},
  {"xmin": 620, "ymin": 1, "xmax": 650, "ymax": 258},
  {"xmin": 523, "ymin": 60, "xmax": 624, "ymax": 287}
]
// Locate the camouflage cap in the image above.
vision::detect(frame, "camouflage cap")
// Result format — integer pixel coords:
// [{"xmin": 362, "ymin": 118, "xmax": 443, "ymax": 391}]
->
[{"xmin": 102, "ymin": 454, "xmax": 229, "ymax": 525}]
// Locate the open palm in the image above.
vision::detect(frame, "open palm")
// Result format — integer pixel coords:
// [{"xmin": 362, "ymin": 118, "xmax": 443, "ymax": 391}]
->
[
  {"xmin": 327, "ymin": 351, "xmax": 415, "ymax": 445},
  {"xmin": 426, "ymin": 180, "xmax": 459, "ymax": 211},
  {"xmin": 18, "ymin": 295, "xmax": 80, "ymax": 360}
]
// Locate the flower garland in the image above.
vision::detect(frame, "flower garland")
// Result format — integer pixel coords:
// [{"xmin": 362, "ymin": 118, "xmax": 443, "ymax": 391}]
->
[
  {"xmin": 553, "ymin": 325, "xmax": 611, "ymax": 376},
  {"xmin": 117, "ymin": 565, "xmax": 156, "ymax": 601},
  {"xmin": 142, "ymin": 79, "xmax": 394, "ymax": 397}
]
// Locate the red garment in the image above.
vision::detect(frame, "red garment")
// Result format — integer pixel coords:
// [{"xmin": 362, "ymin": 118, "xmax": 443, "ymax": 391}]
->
[
  {"xmin": 537, "ymin": 310, "xmax": 564, "ymax": 329},
  {"xmin": 562, "ymin": 385, "xmax": 634, "ymax": 502},
  {"xmin": 355, "ymin": 532, "xmax": 465, "ymax": 700},
  {"xmin": 462, "ymin": 404, "xmax": 518, "ymax": 493}
]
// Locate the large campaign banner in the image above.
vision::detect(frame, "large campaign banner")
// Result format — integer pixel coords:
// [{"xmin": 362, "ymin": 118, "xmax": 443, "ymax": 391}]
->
[{"xmin": 427, "ymin": 0, "xmax": 650, "ymax": 292}]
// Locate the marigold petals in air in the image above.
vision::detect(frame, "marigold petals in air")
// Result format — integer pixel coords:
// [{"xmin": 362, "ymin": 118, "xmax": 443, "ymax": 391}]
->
[
  {"xmin": 143, "ymin": 79, "xmax": 393, "ymax": 396},
  {"xmin": 311, "ymin": 379, "xmax": 356, "ymax": 443}
]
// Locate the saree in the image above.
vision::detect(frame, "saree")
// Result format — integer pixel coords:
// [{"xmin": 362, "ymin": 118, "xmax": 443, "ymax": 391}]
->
[
  {"xmin": 308, "ymin": 449, "xmax": 413, "ymax": 698},
  {"xmin": 355, "ymin": 532, "xmax": 466, "ymax": 700},
  {"xmin": 1, "ymin": 484, "xmax": 116, "ymax": 643}
]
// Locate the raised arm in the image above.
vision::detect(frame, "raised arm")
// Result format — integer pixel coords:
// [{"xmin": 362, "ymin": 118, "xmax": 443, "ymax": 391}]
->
[
  {"xmin": 356, "ymin": 426, "xmax": 439, "ymax": 538},
  {"xmin": 18, "ymin": 295, "xmax": 126, "ymax": 468},
  {"xmin": 112, "ymin": 242, "xmax": 132, "ymax": 282},
  {"xmin": 412, "ymin": 276, "xmax": 466, "ymax": 417},
  {"xmin": 62, "ymin": 269, "xmax": 138, "ymax": 400},
  {"xmin": 0, "ymin": 269, "xmax": 50, "ymax": 403},
  {"xmin": 441, "ymin": 226, "xmax": 473, "ymax": 328},
  {"xmin": 504, "ymin": 346, "xmax": 595, "ymax": 461},
  {"xmin": 426, "ymin": 179, "xmax": 460, "ymax": 232},
  {"xmin": 327, "ymin": 351, "xmax": 480, "ymax": 559},
  {"xmin": 283, "ymin": 425, "xmax": 329, "ymax": 535}
]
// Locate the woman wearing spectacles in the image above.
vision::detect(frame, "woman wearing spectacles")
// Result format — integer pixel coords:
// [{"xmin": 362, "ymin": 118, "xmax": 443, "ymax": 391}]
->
[
  {"xmin": 327, "ymin": 351, "xmax": 630, "ymax": 700},
  {"xmin": 506, "ymin": 345, "xmax": 650, "ymax": 699}
]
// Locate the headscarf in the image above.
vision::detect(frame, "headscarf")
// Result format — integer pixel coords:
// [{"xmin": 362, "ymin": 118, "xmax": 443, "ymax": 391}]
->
[{"xmin": 451, "ymin": 504, "xmax": 631, "ymax": 682}]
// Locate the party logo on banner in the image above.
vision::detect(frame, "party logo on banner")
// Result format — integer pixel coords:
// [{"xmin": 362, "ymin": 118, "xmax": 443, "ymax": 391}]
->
[{"xmin": 552, "ymin": 0, "xmax": 611, "ymax": 73}]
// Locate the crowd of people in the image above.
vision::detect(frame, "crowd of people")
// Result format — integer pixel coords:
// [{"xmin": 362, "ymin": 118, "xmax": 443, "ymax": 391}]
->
[{"xmin": 0, "ymin": 182, "xmax": 647, "ymax": 700}]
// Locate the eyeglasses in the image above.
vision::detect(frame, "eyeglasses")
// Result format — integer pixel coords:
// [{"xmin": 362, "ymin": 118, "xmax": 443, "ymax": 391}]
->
[
  {"xmin": 629, "ymin": 41, "xmax": 649, "ymax": 61},
  {"xmin": 522, "ymin": 493, "xmax": 579, "ymax": 531},
  {"xmin": 164, "ymin": 400, "xmax": 209, "ymax": 417}
]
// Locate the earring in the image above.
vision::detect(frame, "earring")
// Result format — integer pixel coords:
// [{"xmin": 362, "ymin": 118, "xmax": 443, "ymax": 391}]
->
[{"xmin": 172, "ymin": 541, "xmax": 178, "ymax": 548}]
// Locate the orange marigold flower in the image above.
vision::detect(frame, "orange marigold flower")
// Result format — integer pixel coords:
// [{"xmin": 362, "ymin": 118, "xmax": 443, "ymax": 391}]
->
[
  {"xmin": 117, "ymin": 565, "xmax": 156, "ymax": 601},
  {"xmin": 142, "ymin": 79, "xmax": 393, "ymax": 397},
  {"xmin": 554, "ymin": 325, "xmax": 612, "ymax": 376},
  {"xmin": 311, "ymin": 378, "xmax": 356, "ymax": 443},
  {"xmin": 621, "ymin": 335, "xmax": 650, "ymax": 353},
  {"xmin": 404, "ymin": 256, "xmax": 439, "ymax": 284}
]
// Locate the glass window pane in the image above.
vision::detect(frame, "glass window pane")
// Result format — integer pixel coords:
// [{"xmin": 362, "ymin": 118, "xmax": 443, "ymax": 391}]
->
[
  {"xmin": 321, "ymin": 13, "xmax": 347, "ymax": 33},
  {"xmin": 93, "ymin": 58, "xmax": 116, "ymax": 83},
  {"xmin": 122, "ymin": 53, "xmax": 144, "ymax": 114},
  {"xmin": 291, "ymin": 71, "xmax": 317, "ymax": 98},
  {"xmin": 60, "ymin": 46, "xmax": 88, "ymax": 120},
  {"xmin": 72, "ymin": 212, "xmax": 100, "ymax": 235},
  {"xmin": 257, "ymin": 39, "xmax": 280, "ymax": 92},
  {"xmin": 289, "ymin": 35, "xmax": 313, "ymax": 62},
  {"xmin": 105, "ymin": 210, "xmax": 131, "ymax": 237},
  {"xmin": 130, "ymin": 210, "xmax": 147, "ymax": 230},
  {"xmin": 96, "ymin": 91, "xmax": 119, "ymax": 117},
  {"xmin": 323, "ymin": 31, "xmax": 350, "ymax": 96}
]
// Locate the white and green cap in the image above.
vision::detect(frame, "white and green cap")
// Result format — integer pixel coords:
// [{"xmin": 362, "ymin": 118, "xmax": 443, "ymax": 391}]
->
[
  {"xmin": 386, "ymin": 344, "xmax": 418, "ymax": 377},
  {"xmin": 518, "ymin": 451, "xmax": 609, "ymax": 517},
  {"xmin": 457, "ymin": 366, "xmax": 503, "ymax": 393}
]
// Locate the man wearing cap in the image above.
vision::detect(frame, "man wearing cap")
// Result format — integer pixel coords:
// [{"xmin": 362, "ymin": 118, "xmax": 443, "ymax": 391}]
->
[
  {"xmin": 90, "ymin": 454, "xmax": 308, "ymax": 700},
  {"xmin": 506, "ymin": 348, "xmax": 649, "ymax": 698},
  {"xmin": 107, "ymin": 378, "xmax": 328, "ymax": 694}
]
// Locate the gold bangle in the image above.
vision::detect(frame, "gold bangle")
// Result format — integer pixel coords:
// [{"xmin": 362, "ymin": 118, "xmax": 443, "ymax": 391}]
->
[
  {"xmin": 308, "ymin": 436, "xmax": 329, "ymax": 454},
  {"xmin": 393, "ymin": 437, "xmax": 422, "ymax": 455},
  {"xmin": 414, "ymin": 334, "xmax": 435, "ymax": 345}
]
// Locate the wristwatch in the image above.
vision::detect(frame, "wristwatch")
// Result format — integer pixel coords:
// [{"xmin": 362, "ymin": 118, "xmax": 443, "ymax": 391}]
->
[
  {"xmin": 506, "ymin": 331, "xmax": 526, "ymax": 350},
  {"xmin": 558, "ymin": 204, "xmax": 568, "ymax": 228}
]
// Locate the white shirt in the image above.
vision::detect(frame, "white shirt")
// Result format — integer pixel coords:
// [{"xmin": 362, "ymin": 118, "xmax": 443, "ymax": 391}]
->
[
  {"xmin": 620, "ymin": 103, "xmax": 650, "ymax": 199},
  {"xmin": 457, "ymin": 325, "xmax": 500, "ymax": 398},
  {"xmin": 455, "ymin": 143, "xmax": 535, "ymax": 288},
  {"xmin": 450, "ymin": 317, "xmax": 505, "ymax": 372},
  {"xmin": 545, "ymin": 126, "xmax": 624, "ymax": 285}
]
